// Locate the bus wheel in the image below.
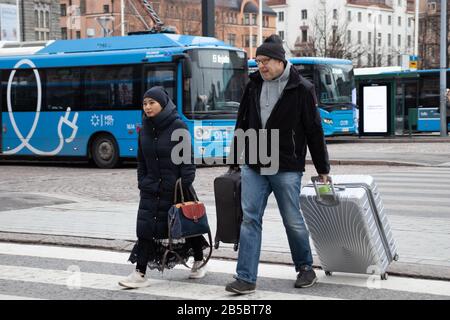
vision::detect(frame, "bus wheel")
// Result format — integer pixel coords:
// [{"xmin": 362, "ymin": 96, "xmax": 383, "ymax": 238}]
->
[{"xmin": 91, "ymin": 134, "xmax": 120, "ymax": 169}]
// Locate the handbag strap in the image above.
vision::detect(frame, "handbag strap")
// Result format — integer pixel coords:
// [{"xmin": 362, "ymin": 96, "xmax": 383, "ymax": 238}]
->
[{"xmin": 173, "ymin": 178, "xmax": 200, "ymax": 204}]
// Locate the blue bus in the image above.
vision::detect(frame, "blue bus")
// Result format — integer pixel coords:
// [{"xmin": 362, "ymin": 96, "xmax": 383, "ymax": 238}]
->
[
  {"xmin": 0, "ymin": 34, "xmax": 248, "ymax": 168},
  {"xmin": 248, "ymin": 57, "xmax": 358, "ymax": 136}
]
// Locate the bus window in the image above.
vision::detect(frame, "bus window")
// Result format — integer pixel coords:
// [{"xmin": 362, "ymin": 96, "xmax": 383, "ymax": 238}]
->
[
  {"xmin": 294, "ymin": 64, "xmax": 314, "ymax": 82},
  {"xmin": 317, "ymin": 64, "xmax": 354, "ymax": 105},
  {"xmin": 1, "ymin": 68, "xmax": 43, "ymax": 112},
  {"xmin": 184, "ymin": 49, "xmax": 247, "ymax": 119},
  {"xmin": 84, "ymin": 65, "xmax": 139, "ymax": 110},
  {"xmin": 144, "ymin": 66, "xmax": 176, "ymax": 103},
  {"xmin": 46, "ymin": 68, "xmax": 81, "ymax": 111}
]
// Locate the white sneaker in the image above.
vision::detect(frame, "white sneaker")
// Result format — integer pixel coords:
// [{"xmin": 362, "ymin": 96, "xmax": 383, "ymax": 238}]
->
[
  {"xmin": 118, "ymin": 270, "xmax": 150, "ymax": 288},
  {"xmin": 189, "ymin": 260, "xmax": 207, "ymax": 279}
]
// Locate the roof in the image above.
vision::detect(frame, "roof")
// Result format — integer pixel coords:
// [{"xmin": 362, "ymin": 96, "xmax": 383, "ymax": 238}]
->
[
  {"xmin": 36, "ymin": 33, "xmax": 230, "ymax": 55},
  {"xmin": 248, "ymin": 57, "xmax": 353, "ymax": 67}
]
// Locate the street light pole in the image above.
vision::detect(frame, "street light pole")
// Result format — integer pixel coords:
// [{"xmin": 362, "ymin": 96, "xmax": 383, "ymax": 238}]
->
[
  {"xmin": 440, "ymin": 0, "xmax": 447, "ymax": 136},
  {"xmin": 258, "ymin": 0, "xmax": 263, "ymax": 46},
  {"xmin": 414, "ymin": 0, "xmax": 419, "ymax": 56},
  {"xmin": 121, "ymin": 0, "xmax": 125, "ymax": 36}
]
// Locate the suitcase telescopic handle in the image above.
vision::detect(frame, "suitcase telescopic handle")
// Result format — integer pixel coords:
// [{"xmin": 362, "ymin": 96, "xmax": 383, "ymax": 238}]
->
[{"xmin": 311, "ymin": 176, "xmax": 340, "ymax": 206}]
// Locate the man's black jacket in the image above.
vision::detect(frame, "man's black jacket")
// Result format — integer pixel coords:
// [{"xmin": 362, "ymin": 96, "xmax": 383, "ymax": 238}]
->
[{"xmin": 230, "ymin": 65, "xmax": 330, "ymax": 174}]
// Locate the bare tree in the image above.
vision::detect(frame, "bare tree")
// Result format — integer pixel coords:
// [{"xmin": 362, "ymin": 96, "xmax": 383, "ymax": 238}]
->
[{"xmin": 293, "ymin": 0, "xmax": 365, "ymax": 62}]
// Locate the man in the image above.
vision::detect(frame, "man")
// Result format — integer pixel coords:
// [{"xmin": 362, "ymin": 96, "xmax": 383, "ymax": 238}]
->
[{"xmin": 225, "ymin": 35, "xmax": 330, "ymax": 294}]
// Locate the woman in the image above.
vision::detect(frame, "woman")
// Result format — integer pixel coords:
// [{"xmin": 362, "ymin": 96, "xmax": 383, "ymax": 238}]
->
[{"xmin": 119, "ymin": 86, "xmax": 208, "ymax": 289}]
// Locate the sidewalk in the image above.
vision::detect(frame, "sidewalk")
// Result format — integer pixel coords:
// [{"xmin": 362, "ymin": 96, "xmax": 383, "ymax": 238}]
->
[
  {"xmin": 1, "ymin": 139, "xmax": 450, "ymax": 281},
  {"xmin": 1, "ymin": 191, "xmax": 450, "ymax": 281}
]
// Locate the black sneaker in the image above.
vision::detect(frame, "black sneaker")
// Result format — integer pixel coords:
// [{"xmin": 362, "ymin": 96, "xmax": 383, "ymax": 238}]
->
[
  {"xmin": 225, "ymin": 279, "xmax": 256, "ymax": 295},
  {"xmin": 295, "ymin": 267, "xmax": 318, "ymax": 288}
]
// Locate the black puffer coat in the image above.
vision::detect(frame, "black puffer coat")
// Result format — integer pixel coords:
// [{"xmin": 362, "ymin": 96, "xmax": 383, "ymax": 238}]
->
[{"xmin": 136, "ymin": 97, "xmax": 195, "ymax": 240}]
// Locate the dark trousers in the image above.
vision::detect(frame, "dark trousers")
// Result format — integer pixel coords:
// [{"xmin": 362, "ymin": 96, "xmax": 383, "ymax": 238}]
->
[{"xmin": 136, "ymin": 236, "xmax": 204, "ymax": 274}]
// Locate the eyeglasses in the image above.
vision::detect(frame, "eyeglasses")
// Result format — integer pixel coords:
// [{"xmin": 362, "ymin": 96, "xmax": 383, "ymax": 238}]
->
[{"xmin": 255, "ymin": 58, "xmax": 272, "ymax": 66}]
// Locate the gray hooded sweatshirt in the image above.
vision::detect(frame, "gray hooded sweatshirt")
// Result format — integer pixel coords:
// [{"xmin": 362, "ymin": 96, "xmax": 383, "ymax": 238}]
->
[{"xmin": 260, "ymin": 61, "xmax": 292, "ymax": 129}]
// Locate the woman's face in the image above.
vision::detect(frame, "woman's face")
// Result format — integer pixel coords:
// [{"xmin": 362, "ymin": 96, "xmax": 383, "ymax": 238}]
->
[{"xmin": 143, "ymin": 98, "xmax": 162, "ymax": 117}]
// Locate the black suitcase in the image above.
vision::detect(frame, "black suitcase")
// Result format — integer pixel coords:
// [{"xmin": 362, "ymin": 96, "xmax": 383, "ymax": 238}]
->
[{"xmin": 213, "ymin": 167, "xmax": 242, "ymax": 251}]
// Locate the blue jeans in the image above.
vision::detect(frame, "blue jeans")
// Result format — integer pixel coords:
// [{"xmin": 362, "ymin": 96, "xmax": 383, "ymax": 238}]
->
[{"xmin": 236, "ymin": 166, "xmax": 313, "ymax": 284}]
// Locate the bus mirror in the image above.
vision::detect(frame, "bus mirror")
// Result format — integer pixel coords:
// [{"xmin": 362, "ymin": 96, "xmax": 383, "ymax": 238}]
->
[
  {"xmin": 325, "ymin": 74, "xmax": 332, "ymax": 85},
  {"xmin": 173, "ymin": 54, "xmax": 192, "ymax": 79}
]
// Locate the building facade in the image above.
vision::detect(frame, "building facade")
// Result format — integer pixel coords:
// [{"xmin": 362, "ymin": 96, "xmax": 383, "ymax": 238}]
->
[
  {"xmin": 268, "ymin": 0, "xmax": 416, "ymax": 67},
  {"xmin": 58, "ymin": 0, "xmax": 277, "ymax": 58},
  {"xmin": 0, "ymin": 0, "xmax": 60, "ymax": 42},
  {"xmin": 419, "ymin": 0, "xmax": 450, "ymax": 69}
]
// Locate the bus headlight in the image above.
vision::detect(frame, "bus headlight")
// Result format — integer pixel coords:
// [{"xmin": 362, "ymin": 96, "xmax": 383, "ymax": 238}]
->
[
  {"xmin": 323, "ymin": 118, "xmax": 333, "ymax": 125},
  {"xmin": 194, "ymin": 127, "xmax": 211, "ymax": 140}
]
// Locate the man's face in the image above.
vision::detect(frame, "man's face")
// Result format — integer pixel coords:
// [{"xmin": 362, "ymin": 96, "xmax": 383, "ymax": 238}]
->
[{"xmin": 255, "ymin": 55, "xmax": 285, "ymax": 81}]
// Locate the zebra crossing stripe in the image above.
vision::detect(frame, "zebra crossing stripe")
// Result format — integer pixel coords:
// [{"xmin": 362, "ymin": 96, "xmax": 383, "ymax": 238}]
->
[
  {"xmin": 0, "ymin": 265, "xmax": 337, "ymax": 300},
  {"xmin": 1, "ymin": 243, "xmax": 450, "ymax": 297}
]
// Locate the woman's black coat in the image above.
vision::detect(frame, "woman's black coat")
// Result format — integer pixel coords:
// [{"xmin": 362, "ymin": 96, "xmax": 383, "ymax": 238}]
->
[{"xmin": 136, "ymin": 98, "xmax": 195, "ymax": 240}]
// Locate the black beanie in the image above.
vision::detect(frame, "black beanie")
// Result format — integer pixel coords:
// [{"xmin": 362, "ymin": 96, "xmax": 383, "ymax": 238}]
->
[
  {"xmin": 143, "ymin": 86, "xmax": 169, "ymax": 108},
  {"xmin": 255, "ymin": 34, "xmax": 286, "ymax": 63}
]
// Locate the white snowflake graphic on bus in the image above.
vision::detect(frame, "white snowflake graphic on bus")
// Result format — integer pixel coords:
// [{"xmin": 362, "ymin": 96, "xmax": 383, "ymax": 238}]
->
[{"xmin": 90, "ymin": 114, "xmax": 115, "ymax": 127}]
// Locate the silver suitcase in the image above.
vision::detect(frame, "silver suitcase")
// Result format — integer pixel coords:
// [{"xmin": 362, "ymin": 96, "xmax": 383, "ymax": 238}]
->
[{"xmin": 300, "ymin": 175, "xmax": 399, "ymax": 280}]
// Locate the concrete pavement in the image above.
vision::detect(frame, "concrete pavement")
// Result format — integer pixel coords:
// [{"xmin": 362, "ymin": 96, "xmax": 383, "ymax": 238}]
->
[{"xmin": 1, "ymin": 138, "xmax": 450, "ymax": 281}]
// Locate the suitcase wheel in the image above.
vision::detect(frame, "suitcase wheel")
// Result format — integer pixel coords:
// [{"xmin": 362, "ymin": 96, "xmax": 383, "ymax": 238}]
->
[
  {"xmin": 233, "ymin": 243, "xmax": 239, "ymax": 251},
  {"xmin": 214, "ymin": 242, "xmax": 219, "ymax": 250},
  {"xmin": 325, "ymin": 271, "xmax": 332, "ymax": 277},
  {"xmin": 393, "ymin": 254, "xmax": 399, "ymax": 261},
  {"xmin": 381, "ymin": 273, "xmax": 388, "ymax": 280}
]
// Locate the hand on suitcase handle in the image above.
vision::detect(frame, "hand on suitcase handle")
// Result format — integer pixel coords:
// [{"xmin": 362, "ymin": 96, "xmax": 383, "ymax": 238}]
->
[{"xmin": 311, "ymin": 176, "xmax": 340, "ymax": 206}]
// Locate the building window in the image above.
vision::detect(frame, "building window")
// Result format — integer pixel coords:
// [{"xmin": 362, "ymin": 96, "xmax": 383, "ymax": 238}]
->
[
  {"xmin": 252, "ymin": 14, "xmax": 257, "ymax": 25},
  {"xmin": 388, "ymin": 55, "xmax": 392, "ymax": 66},
  {"xmin": 61, "ymin": 4, "xmax": 67, "ymax": 16},
  {"xmin": 347, "ymin": 30, "xmax": 351, "ymax": 44},
  {"xmin": 61, "ymin": 27, "xmax": 67, "ymax": 40},
  {"xmin": 302, "ymin": 29, "xmax": 308, "ymax": 43},
  {"xmin": 45, "ymin": 11, "xmax": 49, "ymax": 28},
  {"xmin": 301, "ymin": 10, "xmax": 307, "ymax": 20},
  {"xmin": 278, "ymin": 11, "xmax": 284, "ymax": 22},
  {"xmin": 368, "ymin": 54, "xmax": 372, "ymax": 66},
  {"xmin": 228, "ymin": 33, "xmax": 236, "ymax": 46},
  {"xmin": 80, "ymin": 0, "xmax": 86, "ymax": 15},
  {"xmin": 35, "ymin": 10, "xmax": 38, "ymax": 27},
  {"xmin": 398, "ymin": 55, "xmax": 402, "ymax": 66},
  {"xmin": 244, "ymin": 13, "xmax": 249, "ymax": 25},
  {"xmin": 388, "ymin": 15, "xmax": 392, "ymax": 25},
  {"xmin": 368, "ymin": 13, "xmax": 372, "ymax": 23},
  {"xmin": 252, "ymin": 35, "xmax": 257, "ymax": 47},
  {"xmin": 263, "ymin": 16, "xmax": 269, "ymax": 27},
  {"xmin": 368, "ymin": 32, "xmax": 372, "ymax": 45},
  {"xmin": 347, "ymin": 11, "xmax": 351, "ymax": 22},
  {"xmin": 103, "ymin": 5, "xmax": 110, "ymax": 13},
  {"xmin": 377, "ymin": 54, "xmax": 382, "ymax": 66},
  {"xmin": 388, "ymin": 33, "xmax": 392, "ymax": 46},
  {"xmin": 76, "ymin": 31, "xmax": 81, "ymax": 39},
  {"xmin": 378, "ymin": 33, "xmax": 381, "ymax": 46},
  {"xmin": 378, "ymin": 14, "xmax": 382, "ymax": 25},
  {"xmin": 398, "ymin": 0, "xmax": 402, "ymax": 6},
  {"xmin": 278, "ymin": 31, "xmax": 284, "ymax": 40},
  {"xmin": 398, "ymin": 34, "xmax": 401, "ymax": 47},
  {"xmin": 358, "ymin": 31, "xmax": 361, "ymax": 44},
  {"xmin": 333, "ymin": 9, "xmax": 338, "ymax": 19},
  {"xmin": 358, "ymin": 12, "xmax": 362, "ymax": 22},
  {"xmin": 40, "ymin": 11, "xmax": 44, "ymax": 28},
  {"xmin": 398, "ymin": 16, "xmax": 401, "ymax": 26}
]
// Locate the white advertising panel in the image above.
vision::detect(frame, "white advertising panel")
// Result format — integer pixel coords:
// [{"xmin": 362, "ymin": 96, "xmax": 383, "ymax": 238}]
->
[
  {"xmin": 363, "ymin": 85, "xmax": 388, "ymax": 133},
  {"xmin": 0, "ymin": 4, "xmax": 19, "ymax": 41}
]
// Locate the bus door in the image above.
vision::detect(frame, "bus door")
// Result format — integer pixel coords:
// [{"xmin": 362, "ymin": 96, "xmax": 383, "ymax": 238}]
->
[
  {"xmin": 143, "ymin": 64, "xmax": 177, "ymax": 107},
  {"xmin": 396, "ymin": 79, "xmax": 419, "ymax": 135}
]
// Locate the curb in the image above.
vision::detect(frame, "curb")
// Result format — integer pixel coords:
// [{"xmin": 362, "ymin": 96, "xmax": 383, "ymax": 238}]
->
[{"xmin": 2, "ymin": 232, "xmax": 450, "ymax": 282}]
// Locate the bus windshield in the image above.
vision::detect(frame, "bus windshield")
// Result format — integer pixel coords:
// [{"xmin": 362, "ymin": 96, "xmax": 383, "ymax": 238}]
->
[
  {"xmin": 184, "ymin": 49, "xmax": 247, "ymax": 119},
  {"xmin": 317, "ymin": 64, "xmax": 354, "ymax": 105}
]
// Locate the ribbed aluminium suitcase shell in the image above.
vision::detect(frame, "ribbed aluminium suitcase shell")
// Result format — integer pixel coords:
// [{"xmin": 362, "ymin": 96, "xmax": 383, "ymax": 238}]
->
[
  {"xmin": 300, "ymin": 175, "xmax": 398, "ymax": 279},
  {"xmin": 213, "ymin": 169, "xmax": 242, "ymax": 251}
]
